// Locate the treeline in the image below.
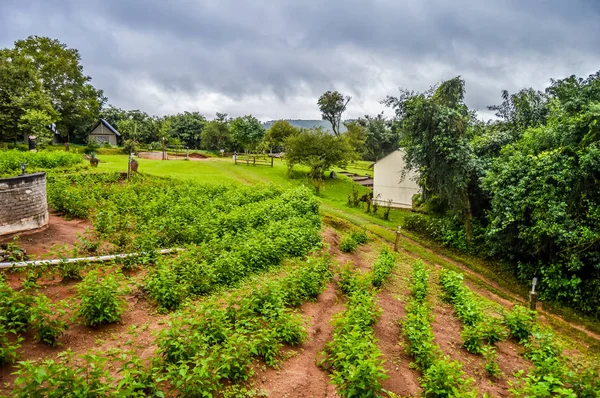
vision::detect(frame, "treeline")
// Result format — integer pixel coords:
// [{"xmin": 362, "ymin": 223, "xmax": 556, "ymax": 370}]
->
[{"xmin": 389, "ymin": 72, "xmax": 600, "ymax": 319}]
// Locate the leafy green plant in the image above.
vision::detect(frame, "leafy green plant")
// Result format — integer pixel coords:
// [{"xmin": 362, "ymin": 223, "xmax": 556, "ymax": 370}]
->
[
  {"xmin": 504, "ymin": 305, "xmax": 536, "ymax": 342},
  {"xmin": 29, "ymin": 295, "xmax": 68, "ymax": 347},
  {"xmin": 0, "ymin": 278, "xmax": 32, "ymax": 333},
  {"xmin": 482, "ymin": 346, "xmax": 502, "ymax": 379},
  {"xmin": 461, "ymin": 324, "xmax": 483, "ymax": 354},
  {"xmin": 420, "ymin": 357, "xmax": 475, "ymax": 398},
  {"xmin": 350, "ymin": 229, "xmax": 368, "ymax": 245},
  {"xmin": 11, "ymin": 350, "xmax": 112, "ymax": 397},
  {"xmin": 145, "ymin": 262, "xmax": 189, "ymax": 312},
  {"xmin": 76, "ymin": 270, "xmax": 127, "ymax": 327},
  {"xmin": 0, "ymin": 326, "xmax": 22, "ymax": 366},
  {"xmin": 371, "ymin": 247, "xmax": 396, "ymax": 288},
  {"xmin": 339, "ymin": 235, "xmax": 358, "ymax": 253}
]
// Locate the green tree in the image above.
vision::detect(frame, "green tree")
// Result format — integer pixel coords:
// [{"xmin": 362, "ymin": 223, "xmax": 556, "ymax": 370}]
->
[
  {"xmin": 170, "ymin": 111, "xmax": 206, "ymax": 149},
  {"xmin": 201, "ymin": 113, "xmax": 231, "ymax": 150},
  {"xmin": 285, "ymin": 128, "xmax": 352, "ymax": 194},
  {"xmin": 230, "ymin": 115, "xmax": 265, "ymax": 153},
  {"xmin": 362, "ymin": 113, "xmax": 399, "ymax": 161},
  {"xmin": 0, "ymin": 48, "xmax": 57, "ymax": 143},
  {"xmin": 13, "ymin": 36, "xmax": 105, "ymax": 145},
  {"xmin": 342, "ymin": 119, "xmax": 366, "ymax": 159},
  {"xmin": 385, "ymin": 77, "xmax": 475, "ymax": 242},
  {"xmin": 317, "ymin": 91, "xmax": 351, "ymax": 136},
  {"xmin": 18, "ymin": 109, "xmax": 55, "ymax": 147},
  {"xmin": 263, "ymin": 120, "xmax": 298, "ymax": 153},
  {"xmin": 157, "ymin": 119, "xmax": 173, "ymax": 160}
]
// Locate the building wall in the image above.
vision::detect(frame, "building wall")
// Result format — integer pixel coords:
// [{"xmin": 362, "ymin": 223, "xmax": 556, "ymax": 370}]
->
[
  {"xmin": 0, "ymin": 173, "xmax": 49, "ymax": 236},
  {"xmin": 373, "ymin": 150, "xmax": 420, "ymax": 209},
  {"xmin": 88, "ymin": 123, "xmax": 118, "ymax": 146}
]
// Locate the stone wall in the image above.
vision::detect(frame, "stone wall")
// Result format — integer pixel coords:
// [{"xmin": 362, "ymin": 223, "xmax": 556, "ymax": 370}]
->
[{"xmin": 0, "ymin": 173, "xmax": 48, "ymax": 236}]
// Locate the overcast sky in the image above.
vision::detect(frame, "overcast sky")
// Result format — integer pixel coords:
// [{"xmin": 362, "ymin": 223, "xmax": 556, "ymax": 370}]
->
[{"xmin": 2, "ymin": 0, "xmax": 599, "ymax": 121}]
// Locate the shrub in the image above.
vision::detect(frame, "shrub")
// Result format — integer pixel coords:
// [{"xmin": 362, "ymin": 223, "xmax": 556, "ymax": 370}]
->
[
  {"xmin": 504, "ymin": 305, "xmax": 536, "ymax": 342},
  {"xmin": 371, "ymin": 247, "xmax": 396, "ymax": 288},
  {"xmin": 0, "ymin": 326, "xmax": 22, "ymax": 366},
  {"xmin": 339, "ymin": 236, "xmax": 358, "ymax": 253},
  {"xmin": 461, "ymin": 324, "xmax": 483, "ymax": 354},
  {"xmin": 11, "ymin": 350, "xmax": 112, "ymax": 397},
  {"xmin": 145, "ymin": 262, "xmax": 189, "ymax": 312},
  {"xmin": 0, "ymin": 279, "xmax": 32, "ymax": 333},
  {"xmin": 29, "ymin": 295, "xmax": 68, "ymax": 347},
  {"xmin": 76, "ymin": 270, "xmax": 127, "ymax": 327},
  {"xmin": 350, "ymin": 229, "xmax": 368, "ymax": 245},
  {"xmin": 420, "ymin": 357, "xmax": 475, "ymax": 398}
]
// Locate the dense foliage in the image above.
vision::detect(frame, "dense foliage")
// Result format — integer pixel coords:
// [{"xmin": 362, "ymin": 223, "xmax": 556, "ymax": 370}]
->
[
  {"xmin": 0, "ymin": 149, "xmax": 82, "ymax": 176},
  {"xmin": 322, "ymin": 263, "xmax": 387, "ymax": 397},
  {"xmin": 394, "ymin": 71, "xmax": 600, "ymax": 319}
]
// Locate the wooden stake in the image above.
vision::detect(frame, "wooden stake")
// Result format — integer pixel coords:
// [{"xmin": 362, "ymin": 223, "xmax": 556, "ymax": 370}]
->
[{"xmin": 394, "ymin": 226, "xmax": 401, "ymax": 251}]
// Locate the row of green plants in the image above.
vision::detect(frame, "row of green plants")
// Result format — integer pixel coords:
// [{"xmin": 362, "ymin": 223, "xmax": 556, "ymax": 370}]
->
[
  {"xmin": 499, "ymin": 304, "xmax": 600, "ymax": 397},
  {"xmin": 402, "ymin": 261, "xmax": 476, "ymax": 397},
  {"xmin": 0, "ymin": 266, "xmax": 131, "ymax": 366},
  {"xmin": 145, "ymin": 216, "xmax": 322, "ymax": 311},
  {"xmin": 8, "ymin": 255, "xmax": 332, "ymax": 396},
  {"xmin": 155, "ymin": 255, "xmax": 332, "ymax": 396},
  {"xmin": 339, "ymin": 229, "xmax": 368, "ymax": 253},
  {"xmin": 47, "ymin": 173, "xmax": 321, "ymax": 252},
  {"xmin": 320, "ymin": 261, "xmax": 388, "ymax": 397},
  {"xmin": 0, "ymin": 149, "xmax": 83, "ymax": 176},
  {"xmin": 439, "ymin": 270, "xmax": 505, "ymax": 378}
]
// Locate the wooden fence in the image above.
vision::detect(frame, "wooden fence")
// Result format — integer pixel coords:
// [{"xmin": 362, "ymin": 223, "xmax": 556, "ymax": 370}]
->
[{"xmin": 234, "ymin": 155, "xmax": 274, "ymax": 167}]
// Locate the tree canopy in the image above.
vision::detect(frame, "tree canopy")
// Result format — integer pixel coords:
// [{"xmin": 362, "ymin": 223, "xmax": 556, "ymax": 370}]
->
[
  {"xmin": 317, "ymin": 91, "xmax": 351, "ymax": 136},
  {"xmin": 230, "ymin": 115, "xmax": 265, "ymax": 153},
  {"xmin": 285, "ymin": 128, "xmax": 352, "ymax": 193}
]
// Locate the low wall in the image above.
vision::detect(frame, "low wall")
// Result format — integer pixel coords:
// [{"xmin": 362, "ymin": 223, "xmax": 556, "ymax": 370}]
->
[{"xmin": 0, "ymin": 173, "xmax": 49, "ymax": 236}]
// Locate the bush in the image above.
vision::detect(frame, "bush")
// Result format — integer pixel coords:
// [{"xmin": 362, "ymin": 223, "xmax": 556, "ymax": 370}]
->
[
  {"xmin": 76, "ymin": 270, "xmax": 127, "ymax": 327},
  {"xmin": 0, "ymin": 326, "xmax": 22, "ymax": 366},
  {"xmin": 504, "ymin": 305, "xmax": 536, "ymax": 343},
  {"xmin": 0, "ymin": 150, "xmax": 82, "ymax": 176},
  {"xmin": 371, "ymin": 247, "xmax": 396, "ymax": 288},
  {"xmin": 339, "ymin": 236, "xmax": 358, "ymax": 253},
  {"xmin": 420, "ymin": 357, "xmax": 475, "ymax": 398},
  {"xmin": 29, "ymin": 295, "xmax": 68, "ymax": 347},
  {"xmin": 350, "ymin": 229, "xmax": 368, "ymax": 245},
  {"xmin": 145, "ymin": 262, "xmax": 189, "ymax": 312}
]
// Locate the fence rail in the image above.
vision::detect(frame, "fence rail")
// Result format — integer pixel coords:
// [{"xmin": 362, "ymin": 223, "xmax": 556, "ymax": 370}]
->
[{"xmin": 234, "ymin": 155, "xmax": 274, "ymax": 167}]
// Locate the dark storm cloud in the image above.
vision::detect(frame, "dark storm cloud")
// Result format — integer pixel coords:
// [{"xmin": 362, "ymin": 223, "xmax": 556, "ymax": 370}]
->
[{"xmin": 1, "ymin": 0, "xmax": 599, "ymax": 119}]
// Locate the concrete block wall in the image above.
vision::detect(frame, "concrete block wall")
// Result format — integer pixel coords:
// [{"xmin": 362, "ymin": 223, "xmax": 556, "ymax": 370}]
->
[{"xmin": 0, "ymin": 172, "xmax": 49, "ymax": 236}]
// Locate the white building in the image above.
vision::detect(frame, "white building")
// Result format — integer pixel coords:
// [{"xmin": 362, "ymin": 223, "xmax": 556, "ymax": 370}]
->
[
  {"xmin": 373, "ymin": 149, "xmax": 420, "ymax": 209},
  {"xmin": 87, "ymin": 119, "xmax": 121, "ymax": 146}
]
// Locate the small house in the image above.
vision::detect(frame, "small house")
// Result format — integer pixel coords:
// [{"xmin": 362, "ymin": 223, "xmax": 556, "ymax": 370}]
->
[
  {"xmin": 87, "ymin": 119, "xmax": 121, "ymax": 146},
  {"xmin": 373, "ymin": 149, "xmax": 420, "ymax": 209}
]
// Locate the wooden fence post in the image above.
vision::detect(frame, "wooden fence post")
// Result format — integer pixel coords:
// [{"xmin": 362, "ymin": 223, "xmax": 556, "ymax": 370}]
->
[
  {"xmin": 394, "ymin": 226, "xmax": 401, "ymax": 251},
  {"xmin": 271, "ymin": 156, "xmax": 274, "ymax": 167}
]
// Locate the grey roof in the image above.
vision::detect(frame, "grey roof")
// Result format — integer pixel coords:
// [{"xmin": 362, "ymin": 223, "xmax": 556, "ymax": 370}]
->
[{"xmin": 88, "ymin": 119, "xmax": 121, "ymax": 136}]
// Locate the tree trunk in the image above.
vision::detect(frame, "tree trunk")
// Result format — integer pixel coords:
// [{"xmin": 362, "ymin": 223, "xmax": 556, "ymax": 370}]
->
[{"xmin": 463, "ymin": 188, "xmax": 473, "ymax": 245}]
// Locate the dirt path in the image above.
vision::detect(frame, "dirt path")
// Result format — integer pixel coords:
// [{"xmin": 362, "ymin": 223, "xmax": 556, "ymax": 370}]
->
[
  {"xmin": 259, "ymin": 283, "xmax": 343, "ymax": 397},
  {"xmin": 374, "ymin": 288, "xmax": 421, "ymax": 396},
  {"xmin": 0, "ymin": 213, "xmax": 91, "ymax": 259},
  {"xmin": 431, "ymin": 302, "xmax": 530, "ymax": 397}
]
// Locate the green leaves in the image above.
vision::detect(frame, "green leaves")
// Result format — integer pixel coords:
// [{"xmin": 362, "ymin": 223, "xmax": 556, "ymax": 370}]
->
[
  {"xmin": 76, "ymin": 270, "xmax": 127, "ymax": 327},
  {"xmin": 371, "ymin": 247, "xmax": 396, "ymax": 288}
]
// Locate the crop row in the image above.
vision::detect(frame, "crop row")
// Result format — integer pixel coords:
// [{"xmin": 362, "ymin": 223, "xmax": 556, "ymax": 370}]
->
[
  {"xmin": 9, "ymin": 255, "xmax": 332, "ymax": 396},
  {"xmin": 48, "ymin": 173, "xmax": 320, "ymax": 251},
  {"xmin": 321, "ymin": 249, "xmax": 395, "ymax": 397},
  {"xmin": 439, "ymin": 270, "xmax": 505, "ymax": 378},
  {"xmin": 0, "ymin": 150, "xmax": 83, "ymax": 176},
  {"xmin": 402, "ymin": 261, "xmax": 476, "ymax": 397}
]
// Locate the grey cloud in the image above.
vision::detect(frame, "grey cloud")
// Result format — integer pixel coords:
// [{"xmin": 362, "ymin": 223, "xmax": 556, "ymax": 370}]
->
[{"xmin": 1, "ymin": 0, "xmax": 599, "ymax": 119}]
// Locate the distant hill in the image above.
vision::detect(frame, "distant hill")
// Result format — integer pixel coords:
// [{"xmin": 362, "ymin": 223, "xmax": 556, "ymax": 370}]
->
[{"xmin": 262, "ymin": 119, "xmax": 348, "ymax": 134}]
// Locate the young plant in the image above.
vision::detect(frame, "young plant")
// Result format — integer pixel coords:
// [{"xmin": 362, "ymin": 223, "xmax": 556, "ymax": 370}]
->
[
  {"xmin": 504, "ymin": 305, "xmax": 536, "ymax": 343},
  {"xmin": 339, "ymin": 236, "xmax": 358, "ymax": 253},
  {"xmin": 76, "ymin": 270, "xmax": 127, "ymax": 327},
  {"xmin": 371, "ymin": 247, "xmax": 396, "ymax": 288},
  {"xmin": 0, "ymin": 326, "xmax": 22, "ymax": 366},
  {"xmin": 29, "ymin": 295, "xmax": 68, "ymax": 347},
  {"xmin": 350, "ymin": 229, "xmax": 368, "ymax": 245}
]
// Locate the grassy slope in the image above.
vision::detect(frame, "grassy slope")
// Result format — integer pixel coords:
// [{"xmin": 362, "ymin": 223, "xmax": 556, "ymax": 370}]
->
[{"xmin": 94, "ymin": 154, "xmax": 600, "ymax": 346}]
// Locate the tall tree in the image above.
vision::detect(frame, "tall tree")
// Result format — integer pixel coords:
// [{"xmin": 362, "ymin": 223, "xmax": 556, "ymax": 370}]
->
[
  {"xmin": 157, "ymin": 119, "xmax": 173, "ymax": 160},
  {"xmin": 201, "ymin": 113, "xmax": 231, "ymax": 150},
  {"xmin": 285, "ymin": 128, "xmax": 352, "ymax": 194},
  {"xmin": 0, "ymin": 48, "xmax": 58, "ymax": 143},
  {"xmin": 230, "ymin": 115, "xmax": 265, "ymax": 153},
  {"xmin": 317, "ymin": 91, "xmax": 351, "ymax": 136},
  {"xmin": 385, "ymin": 77, "xmax": 475, "ymax": 242},
  {"xmin": 13, "ymin": 36, "xmax": 105, "ymax": 145},
  {"xmin": 170, "ymin": 111, "xmax": 207, "ymax": 149}
]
